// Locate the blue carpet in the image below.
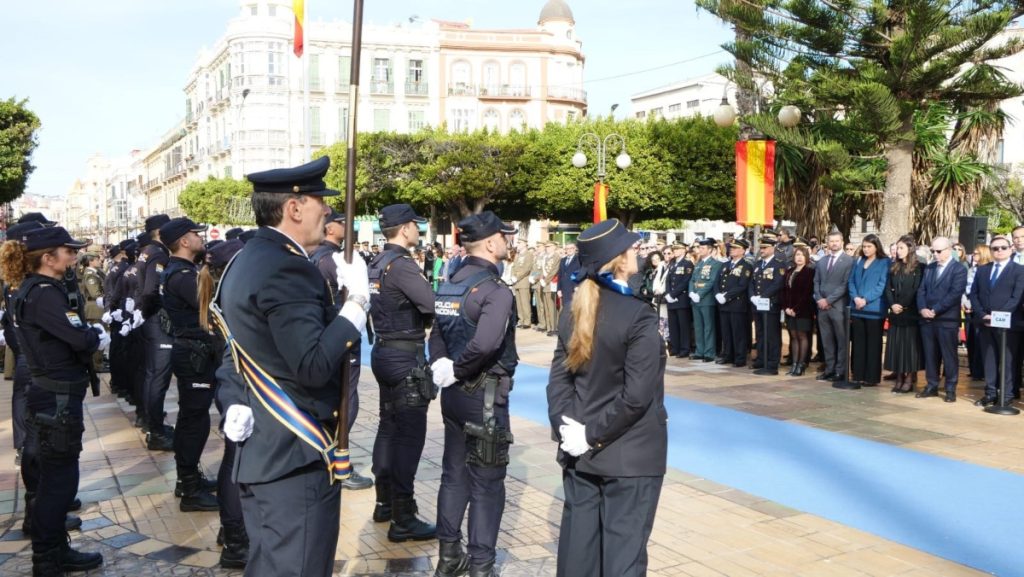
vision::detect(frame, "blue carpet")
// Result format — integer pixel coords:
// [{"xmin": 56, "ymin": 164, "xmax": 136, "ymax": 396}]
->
[{"xmin": 361, "ymin": 340, "xmax": 1022, "ymax": 575}]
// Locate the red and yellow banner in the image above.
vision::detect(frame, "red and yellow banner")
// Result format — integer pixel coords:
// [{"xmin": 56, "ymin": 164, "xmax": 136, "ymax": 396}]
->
[
  {"xmin": 293, "ymin": 0, "xmax": 305, "ymax": 57},
  {"xmin": 593, "ymin": 182, "xmax": 608, "ymax": 223},
  {"xmin": 735, "ymin": 140, "xmax": 775, "ymax": 226}
]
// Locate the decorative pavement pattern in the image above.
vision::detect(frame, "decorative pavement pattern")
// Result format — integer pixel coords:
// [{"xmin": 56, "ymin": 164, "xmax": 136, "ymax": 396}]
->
[{"xmin": 0, "ymin": 328, "xmax": 1012, "ymax": 576}]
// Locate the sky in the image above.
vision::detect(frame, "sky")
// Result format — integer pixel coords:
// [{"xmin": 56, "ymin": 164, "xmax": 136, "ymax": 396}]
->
[{"xmin": 2, "ymin": 0, "xmax": 733, "ymax": 198}]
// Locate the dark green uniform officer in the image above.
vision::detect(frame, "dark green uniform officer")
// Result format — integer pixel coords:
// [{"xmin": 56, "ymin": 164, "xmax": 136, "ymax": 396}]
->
[
  {"xmin": 716, "ymin": 239, "xmax": 754, "ymax": 367},
  {"xmin": 430, "ymin": 211, "xmax": 518, "ymax": 577},
  {"xmin": 688, "ymin": 238, "xmax": 722, "ymax": 362},
  {"xmin": 749, "ymin": 235, "xmax": 787, "ymax": 375}
]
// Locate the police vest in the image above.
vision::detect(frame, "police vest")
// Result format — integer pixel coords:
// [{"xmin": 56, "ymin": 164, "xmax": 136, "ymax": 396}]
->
[
  {"xmin": 11, "ymin": 275, "xmax": 88, "ymax": 384},
  {"xmin": 159, "ymin": 258, "xmax": 203, "ymax": 338},
  {"xmin": 368, "ymin": 249, "xmax": 423, "ymax": 338},
  {"xmin": 434, "ymin": 269, "xmax": 518, "ymax": 378}
]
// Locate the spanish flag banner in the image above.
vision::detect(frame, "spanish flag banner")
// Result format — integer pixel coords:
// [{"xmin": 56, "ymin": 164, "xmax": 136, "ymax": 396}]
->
[
  {"xmin": 593, "ymin": 182, "xmax": 608, "ymax": 224},
  {"xmin": 293, "ymin": 0, "xmax": 305, "ymax": 57},
  {"xmin": 735, "ymin": 140, "xmax": 775, "ymax": 226}
]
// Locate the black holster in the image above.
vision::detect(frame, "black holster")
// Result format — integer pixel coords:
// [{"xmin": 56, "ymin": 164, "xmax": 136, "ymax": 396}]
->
[
  {"xmin": 172, "ymin": 336, "xmax": 216, "ymax": 378},
  {"xmin": 28, "ymin": 383, "xmax": 86, "ymax": 461},
  {"xmin": 399, "ymin": 365, "xmax": 436, "ymax": 409},
  {"xmin": 464, "ymin": 376, "xmax": 513, "ymax": 467}
]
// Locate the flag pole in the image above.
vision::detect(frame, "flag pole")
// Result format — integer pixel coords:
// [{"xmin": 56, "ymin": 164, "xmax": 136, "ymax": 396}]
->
[{"xmin": 336, "ymin": 0, "xmax": 364, "ymax": 471}]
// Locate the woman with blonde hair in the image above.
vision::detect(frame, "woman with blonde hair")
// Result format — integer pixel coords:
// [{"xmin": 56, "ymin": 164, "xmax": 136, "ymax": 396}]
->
[
  {"xmin": 547, "ymin": 219, "xmax": 667, "ymax": 577},
  {"xmin": 964, "ymin": 244, "xmax": 992, "ymax": 381}
]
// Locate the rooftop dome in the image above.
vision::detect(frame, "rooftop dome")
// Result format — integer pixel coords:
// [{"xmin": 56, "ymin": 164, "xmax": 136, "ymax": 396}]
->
[{"xmin": 538, "ymin": 0, "xmax": 574, "ymax": 25}]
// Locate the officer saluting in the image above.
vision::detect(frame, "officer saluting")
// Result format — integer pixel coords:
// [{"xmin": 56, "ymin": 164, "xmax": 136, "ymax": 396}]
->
[
  {"xmin": 430, "ymin": 211, "xmax": 518, "ymax": 577},
  {"xmin": 716, "ymin": 239, "xmax": 754, "ymax": 367},
  {"xmin": 215, "ymin": 157, "xmax": 369, "ymax": 577},
  {"xmin": 749, "ymin": 233, "xmax": 787, "ymax": 375},
  {"xmin": 367, "ymin": 203, "xmax": 437, "ymax": 540},
  {"xmin": 2, "ymin": 226, "xmax": 109, "ymax": 576}
]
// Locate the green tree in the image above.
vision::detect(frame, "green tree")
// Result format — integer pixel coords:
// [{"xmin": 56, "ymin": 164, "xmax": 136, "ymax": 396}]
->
[
  {"xmin": 0, "ymin": 98, "xmax": 41, "ymax": 204},
  {"xmin": 697, "ymin": 0, "xmax": 1024, "ymax": 244},
  {"xmin": 178, "ymin": 177, "xmax": 252, "ymax": 224},
  {"xmin": 649, "ymin": 116, "xmax": 739, "ymax": 221}
]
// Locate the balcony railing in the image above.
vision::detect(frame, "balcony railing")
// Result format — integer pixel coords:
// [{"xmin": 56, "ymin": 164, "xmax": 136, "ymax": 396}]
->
[
  {"xmin": 477, "ymin": 85, "xmax": 531, "ymax": 99},
  {"xmin": 547, "ymin": 86, "xmax": 587, "ymax": 104},
  {"xmin": 448, "ymin": 83, "xmax": 477, "ymax": 97},
  {"xmin": 405, "ymin": 81, "xmax": 429, "ymax": 96},
  {"xmin": 370, "ymin": 78, "xmax": 393, "ymax": 95}
]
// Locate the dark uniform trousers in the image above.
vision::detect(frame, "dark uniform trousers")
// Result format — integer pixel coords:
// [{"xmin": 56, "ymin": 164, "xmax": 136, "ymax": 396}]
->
[
  {"xmin": 24, "ymin": 386, "xmax": 85, "ymax": 553},
  {"xmin": 437, "ymin": 382, "xmax": 509, "ymax": 565},
  {"xmin": 12, "ymin": 353, "xmax": 30, "ymax": 451},
  {"xmin": 169, "ymin": 344, "xmax": 216, "ymax": 473},
  {"xmin": 240, "ymin": 463, "xmax": 340, "ymax": 577},
  {"xmin": 921, "ymin": 321, "xmax": 960, "ymax": 394},
  {"xmin": 108, "ymin": 321, "xmax": 130, "ymax": 396},
  {"xmin": 719, "ymin": 310, "xmax": 750, "ymax": 366},
  {"xmin": 370, "ymin": 344, "xmax": 428, "ymax": 498},
  {"xmin": 128, "ymin": 329, "xmax": 147, "ymax": 415},
  {"xmin": 141, "ymin": 316, "xmax": 173, "ymax": 430},
  {"xmin": 557, "ymin": 469, "xmax": 663, "ymax": 577},
  {"xmin": 753, "ymin": 311, "xmax": 782, "ymax": 370},
  {"xmin": 693, "ymin": 306, "xmax": 716, "ymax": 360},
  {"xmin": 667, "ymin": 307, "xmax": 692, "ymax": 356}
]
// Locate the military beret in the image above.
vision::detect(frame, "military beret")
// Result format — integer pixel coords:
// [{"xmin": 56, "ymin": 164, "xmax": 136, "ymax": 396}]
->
[{"xmin": 247, "ymin": 156, "xmax": 339, "ymax": 196}]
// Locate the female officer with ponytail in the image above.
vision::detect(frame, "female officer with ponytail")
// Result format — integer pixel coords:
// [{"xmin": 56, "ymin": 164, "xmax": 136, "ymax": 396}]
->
[
  {"xmin": 546, "ymin": 218, "xmax": 668, "ymax": 577},
  {"xmin": 2, "ymin": 226, "xmax": 109, "ymax": 576}
]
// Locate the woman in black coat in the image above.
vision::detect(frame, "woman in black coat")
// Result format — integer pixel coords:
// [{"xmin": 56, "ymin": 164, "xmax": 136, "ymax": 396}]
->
[
  {"xmin": 884, "ymin": 235, "xmax": 924, "ymax": 393},
  {"xmin": 782, "ymin": 245, "xmax": 816, "ymax": 376},
  {"xmin": 547, "ymin": 219, "xmax": 667, "ymax": 577}
]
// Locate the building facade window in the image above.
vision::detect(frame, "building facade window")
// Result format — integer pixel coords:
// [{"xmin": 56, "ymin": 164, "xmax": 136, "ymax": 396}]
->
[
  {"xmin": 651, "ymin": 107, "xmax": 663, "ymax": 118},
  {"xmin": 338, "ymin": 56, "xmax": 350, "ymax": 88},
  {"xmin": 668, "ymin": 103, "xmax": 681, "ymax": 113},
  {"xmin": 483, "ymin": 108, "xmax": 500, "ymax": 132},
  {"xmin": 408, "ymin": 59, "xmax": 424, "ymax": 83},
  {"xmin": 686, "ymin": 99, "xmax": 699, "ymax": 108},
  {"xmin": 310, "ymin": 106, "xmax": 322, "ymax": 144},
  {"xmin": 509, "ymin": 63, "xmax": 527, "ymax": 95},
  {"xmin": 374, "ymin": 109, "xmax": 391, "ymax": 132},
  {"xmin": 482, "ymin": 61, "xmax": 500, "ymax": 94},
  {"xmin": 636, "ymin": 111, "xmax": 646, "ymax": 119},
  {"xmin": 337, "ymin": 107, "xmax": 349, "ymax": 141},
  {"xmin": 309, "ymin": 54, "xmax": 321, "ymax": 90},
  {"xmin": 373, "ymin": 58, "xmax": 392, "ymax": 93},
  {"xmin": 409, "ymin": 110, "xmax": 426, "ymax": 131},
  {"xmin": 451, "ymin": 61, "xmax": 472, "ymax": 94},
  {"xmin": 508, "ymin": 109, "xmax": 526, "ymax": 131},
  {"xmin": 451, "ymin": 108, "xmax": 472, "ymax": 132}
]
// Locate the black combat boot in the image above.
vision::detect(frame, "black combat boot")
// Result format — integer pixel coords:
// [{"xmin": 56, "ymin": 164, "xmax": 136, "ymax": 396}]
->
[
  {"xmin": 434, "ymin": 540, "xmax": 470, "ymax": 577},
  {"xmin": 174, "ymin": 469, "xmax": 217, "ymax": 497},
  {"xmin": 372, "ymin": 483, "xmax": 392, "ymax": 522},
  {"xmin": 56, "ymin": 538, "xmax": 103, "ymax": 572},
  {"xmin": 387, "ymin": 497, "xmax": 436, "ymax": 542},
  {"xmin": 31, "ymin": 547, "xmax": 62, "ymax": 577},
  {"xmin": 468, "ymin": 560, "xmax": 496, "ymax": 577},
  {"xmin": 219, "ymin": 523, "xmax": 249, "ymax": 569},
  {"xmin": 178, "ymin": 472, "xmax": 219, "ymax": 512}
]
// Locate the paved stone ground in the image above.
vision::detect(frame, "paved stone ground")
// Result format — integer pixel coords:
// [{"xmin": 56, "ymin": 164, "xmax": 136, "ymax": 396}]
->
[{"xmin": 0, "ymin": 328, "xmax": 1006, "ymax": 576}]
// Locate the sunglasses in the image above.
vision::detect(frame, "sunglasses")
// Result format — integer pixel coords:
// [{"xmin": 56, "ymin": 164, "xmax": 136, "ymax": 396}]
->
[
  {"xmin": 930, "ymin": 248, "xmax": 947, "ymax": 254},
  {"xmin": 991, "ymin": 245, "xmax": 1011, "ymax": 251}
]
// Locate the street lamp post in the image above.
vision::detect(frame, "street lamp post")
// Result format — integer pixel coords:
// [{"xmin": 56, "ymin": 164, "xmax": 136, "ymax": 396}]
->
[
  {"xmin": 235, "ymin": 88, "xmax": 251, "ymax": 177},
  {"xmin": 572, "ymin": 133, "xmax": 631, "ymax": 223}
]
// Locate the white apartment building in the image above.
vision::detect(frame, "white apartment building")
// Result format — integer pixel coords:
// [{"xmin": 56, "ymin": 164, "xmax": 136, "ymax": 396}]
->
[
  {"xmin": 631, "ymin": 73, "xmax": 738, "ymax": 121},
  {"xmin": 8, "ymin": 194, "xmax": 67, "ymax": 233}
]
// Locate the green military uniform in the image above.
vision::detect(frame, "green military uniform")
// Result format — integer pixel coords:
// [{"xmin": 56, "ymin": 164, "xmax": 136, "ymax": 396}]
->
[
  {"xmin": 689, "ymin": 246, "xmax": 723, "ymax": 361},
  {"xmin": 510, "ymin": 247, "xmax": 535, "ymax": 328}
]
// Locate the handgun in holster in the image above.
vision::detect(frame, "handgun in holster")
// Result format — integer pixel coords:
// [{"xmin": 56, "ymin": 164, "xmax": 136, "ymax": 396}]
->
[
  {"xmin": 463, "ymin": 376, "xmax": 513, "ymax": 467},
  {"xmin": 32, "ymin": 409, "xmax": 84, "ymax": 459}
]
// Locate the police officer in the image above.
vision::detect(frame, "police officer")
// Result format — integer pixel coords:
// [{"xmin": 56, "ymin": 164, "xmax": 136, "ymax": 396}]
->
[
  {"xmin": 365, "ymin": 203, "xmax": 438, "ymax": 540},
  {"xmin": 309, "ymin": 208, "xmax": 373, "ymax": 491},
  {"xmin": 103, "ymin": 240, "xmax": 133, "ymax": 401},
  {"xmin": 216, "ymin": 157, "xmax": 368, "ymax": 577},
  {"xmin": 2, "ymin": 226, "xmax": 108, "ymax": 576},
  {"xmin": 688, "ymin": 239, "xmax": 722, "ymax": 362},
  {"xmin": 749, "ymin": 235, "xmax": 787, "ymax": 375},
  {"xmin": 430, "ymin": 211, "xmax": 518, "ymax": 577},
  {"xmin": 715, "ymin": 239, "xmax": 754, "ymax": 367},
  {"xmin": 135, "ymin": 214, "xmax": 174, "ymax": 450},
  {"xmin": 79, "ymin": 252, "xmax": 105, "ymax": 372},
  {"xmin": 156, "ymin": 217, "xmax": 222, "ymax": 512},
  {"xmin": 116, "ymin": 234, "xmax": 148, "ymax": 416},
  {"xmin": 664, "ymin": 243, "xmax": 694, "ymax": 358}
]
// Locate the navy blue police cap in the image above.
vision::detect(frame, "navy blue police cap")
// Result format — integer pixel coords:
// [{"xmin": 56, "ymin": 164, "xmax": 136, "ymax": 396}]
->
[
  {"xmin": 327, "ymin": 209, "xmax": 345, "ymax": 224},
  {"xmin": 145, "ymin": 214, "xmax": 171, "ymax": 232},
  {"xmin": 456, "ymin": 211, "xmax": 516, "ymax": 242},
  {"xmin": 378, "ymin": 204, "xmax": 426, "ymax": 228},
  {"xmin": 107, "ymin": 244, "xmax": 124, "ymax": 259},
  {"xmin": 697, "ymin": 238, "xmax": 717, "ymax": 247},
  {"xmin": 225, "ymin": 227, "xmax": 244, "ymax": 240},
  {"xmin": 23, "ymin": 227, "xmax": 88, "ymax": 252},
  {"xmin": 6, "ymin": 221, "xmax": 44, "ymax": 242},
  {"xmin": 208, "ymin": 239, "xmax": 244, "ymax": 268},
  {"xmin": 17, "ymin": 212, "xmax": 57, "ymax": 227},
  {"xmin": 576, "ymin": 219, "xmax": 641, "ymax": 277},
  {"xmin": 246, "ymin": 156, "xmax": 339, "ymax": 196},
  {"xmin": 205, "ymin": 239, "xmax": 224, "ymax": 251},
  {"xmin": 728, "ymin": 238, "xmax": 750, "ymax": 251},
  {"xmin": 239, "ymin": 229, "xmax": 257, "ymax": 244},
  {"xmin": 159, "ymin": 217, "xmax": 208, "ymax": 247}
]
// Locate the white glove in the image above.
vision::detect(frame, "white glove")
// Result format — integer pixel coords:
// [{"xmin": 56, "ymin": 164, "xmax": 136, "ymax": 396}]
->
[
  {"xmin": 431, "ymin": 357, "xmax": 457, "ymax": 388},
  {"xmin": 101, "ymin": 311, "xmax": 113, "ymax": 325},
  {"xmin": 223, "ymin": 404, "xmax": 254, "ymax": 442},
  {"xmin": 124, "ymin": 297, "xmax": 136, "ymax": 313},
  {"xmin": 96, "ymin": 297, "xmax": 104, "ymax": 309},
  {"xmin": 0, "ymin": 310, "xmax": 4, "ymax": 323},
  {"xmin": 91, "ymin": 323, "xmax": 111, "ymax": 353},
  {"xmin": 119, "ymin": 323, "xmax": 131, "ymax": 337},
  {"xmin": 750, "ymin": 295, "xmax": 758, "ymax": 303},
  {"xmin": 665, "ymin": 295, "xmax": 677, "ymax": 304},
  {"xmin": 111, "ymin": 309, "xmax": 123, "ymax": 322},
  {"xmin": 0, "ymin": 331, "xmax": 6, "ymax": 347},
  {"xmin": 559, "ymin": 415, "xmax": 591, "ymax": 457},
  {"xmin": 131, "ymin": 309, "xmax": 144, "ymax": 329},
  {"xmin": 529, "ymin": 277, "xmax": 536, "ymax": 285},
  {"xmin": 339, "ymin": 301, "xmax": 368, "ymax": 333},
  {"xmin": 689, "ymin": 292, "xmax": 700, "ymax": 303},
  {"xmin": 715, "ymin": 293, "xmax": 727, "ymax": 305},
  {"xmin": 510, "ymin": 276, "xmax": 517, "ymax": 285},
  {"xmin": 332, "ymin": 252, "xmax": 370, "ymax": 302},
  {"xmin": 961, "ymin": 294, "xmax": 970, "ymax": 310}
]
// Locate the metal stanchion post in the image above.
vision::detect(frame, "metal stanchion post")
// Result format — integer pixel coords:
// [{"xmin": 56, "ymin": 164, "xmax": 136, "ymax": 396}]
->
[
  {"xmin": 833, "ymin": 303, "xmax": 860, "ymax": 389},
  {"xmin": 985, "ymin": 327, "xmax": 1019, "ymax": 416}
]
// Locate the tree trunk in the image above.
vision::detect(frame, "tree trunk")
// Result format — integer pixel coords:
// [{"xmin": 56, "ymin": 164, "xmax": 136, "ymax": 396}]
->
[{"xmin": 878, "ymin": 131, "xmax": 915, "ymax": 247}]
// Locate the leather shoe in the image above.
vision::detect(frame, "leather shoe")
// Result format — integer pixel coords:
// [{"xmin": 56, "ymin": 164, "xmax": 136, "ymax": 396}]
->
[
  {"xmin": 827, "ymin": 374, "xmax": 844, "ymax": 382},
  {"xmin": 702, "ymin": 357, "xmax": 713, "ymax": 363},
  {"xmin": 342, "ymin": 470, "xmax": 374, "ymax": 491},
  {"xmin": 816, "ymin": 372, "xmax": 835, "ymax": 381},
  {"xmin": 146, "ymin": 432, "xmax": 174, "ymax": 452},
  {"xmin": 750, "ymin": 363, "xmax": 764, "ymax": 370},
  {"xmin": 753, "ymin": 368, "xmax": 778, "ymax": 376},
  {"xmin": 944, "ymin": 392, "xmax": 956, "ymax": 403},
  {"xmin": 714, "ymin": 357, "xmax": 728, "ymax": 365},
  {"xmin": 974, "ymin": 396, "xmax": 997, "ymax": 407},
  {"xmin": 675, "ymin": 353, "xmax": 690, "ymax": 359},
  {"xmin": 916, "ymin": 388, "xmax": 939, "ymax": 399}
]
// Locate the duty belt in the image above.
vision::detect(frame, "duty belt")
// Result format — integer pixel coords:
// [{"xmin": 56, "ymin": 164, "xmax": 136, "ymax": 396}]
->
[{"xmin": 378, "ymin": 339, "xmax": 427, "ymax": 364}]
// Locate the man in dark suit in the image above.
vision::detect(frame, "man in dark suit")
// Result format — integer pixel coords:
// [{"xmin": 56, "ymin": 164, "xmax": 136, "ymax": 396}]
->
[
  {"xmin": 716, "ymin": 239, "xmax": 754, "ymax": 367},
  {"xmin": 664, "ymin": 244, "xmax": 694, "ymax": 358},
  {"xmin": 216, "ymin": 157, "xmax": 369, "ymax": 577},
  {"xmin": 813, "ymin": 231, "xmax": 854, "ymax": 382},
  {"xmin": 968, "ymin": 236, "xmax": 1024, "ymax": 407},
  {"xmin": 556, "ymin": 243, "xmax": 581, "ymax": 314},
  {"xmin": 749, "ymin": 236, "xmax": 787, "ymax": 375},
  {"xmin": 917, "ymin": 236, "xmax": 969, "ymax": 402}
]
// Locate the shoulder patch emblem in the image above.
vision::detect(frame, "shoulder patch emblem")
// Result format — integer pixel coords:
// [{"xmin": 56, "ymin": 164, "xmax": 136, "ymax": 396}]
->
[{"xmin": 65, "ymin": 311, "xmax": 83, "ymax": 327}]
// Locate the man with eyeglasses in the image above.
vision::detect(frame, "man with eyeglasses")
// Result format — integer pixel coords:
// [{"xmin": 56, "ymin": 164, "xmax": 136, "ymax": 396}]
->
[
  {"xmin": 968, "ymin": 237, "xmax": 1024, "ymax": 407},
  {"xmin": 916, "ymin": 237, "xmax": 968, "ymax": 402}
]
